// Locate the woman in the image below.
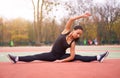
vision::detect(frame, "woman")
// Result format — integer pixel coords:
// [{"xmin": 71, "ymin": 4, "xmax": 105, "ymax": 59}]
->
[{"xmin": 8, "ymin": 13, "xmax": 109, "ymax": 63}]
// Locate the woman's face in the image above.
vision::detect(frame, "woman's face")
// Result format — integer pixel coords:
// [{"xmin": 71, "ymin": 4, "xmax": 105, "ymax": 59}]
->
[{"xmin": 72, "ymin": 29, "xmax": 83, "ymax": 39}]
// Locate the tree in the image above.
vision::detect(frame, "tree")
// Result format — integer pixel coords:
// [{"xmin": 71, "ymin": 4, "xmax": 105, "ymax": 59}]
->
[
  {"xmin": 94, "ymin": 0, "xmax": 120, "ymax": 44},
  {"xmin": 31, "ymin": 0, "xmax": 63, "ymax": 45},
  {"xmin": 0, "ymin": 17, "xmax": 3, "ymax": 45}
]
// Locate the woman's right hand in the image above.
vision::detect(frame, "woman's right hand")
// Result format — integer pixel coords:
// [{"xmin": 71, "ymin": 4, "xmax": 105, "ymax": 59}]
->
[{"xmin": 82, "ymin": 12, "xmax": 91, "ymax": 18}]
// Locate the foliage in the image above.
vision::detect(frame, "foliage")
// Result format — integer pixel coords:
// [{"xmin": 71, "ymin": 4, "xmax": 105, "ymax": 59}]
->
[{"xmin": 0, "ymin": 0, "xmax": 120, "ymax": 46}]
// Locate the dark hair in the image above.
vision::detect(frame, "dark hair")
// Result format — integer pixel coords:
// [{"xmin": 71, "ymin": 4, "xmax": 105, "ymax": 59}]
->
[
  {"xmin": 73, "ymin": 25, "xmax": 83, "ymax": 31},
  {"xmin": 74, "ymin": 38, "xmax": 79, "ymax": 42}
]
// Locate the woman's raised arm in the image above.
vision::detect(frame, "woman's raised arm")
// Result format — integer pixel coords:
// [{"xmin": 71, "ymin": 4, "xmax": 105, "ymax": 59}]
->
[{"xmin": 62, "ymin": 12, "xmax": 91, "ymax": 34}]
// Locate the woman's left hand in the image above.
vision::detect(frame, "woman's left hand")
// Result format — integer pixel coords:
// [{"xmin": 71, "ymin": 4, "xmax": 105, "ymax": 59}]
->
[{"xmin": 54, "ymin": 60, "xmax": 63, "ymax": 63}]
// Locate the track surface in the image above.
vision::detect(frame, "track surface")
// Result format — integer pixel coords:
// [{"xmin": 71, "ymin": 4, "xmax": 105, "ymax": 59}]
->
[
  {"xmin": 0, "ymin": 45, "xmax": 120, "ymax": 78},
  {"xmin": 0, "ymin": 59, "xmax": 120, "ymax": 78}
]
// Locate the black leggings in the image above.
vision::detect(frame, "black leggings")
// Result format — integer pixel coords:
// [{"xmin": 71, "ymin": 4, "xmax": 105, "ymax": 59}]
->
[{"xmin": 19, "ymin": 52, "xmax": 97, "ymax": 62}]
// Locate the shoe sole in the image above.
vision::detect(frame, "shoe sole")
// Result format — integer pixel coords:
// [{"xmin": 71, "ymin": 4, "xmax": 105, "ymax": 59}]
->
[{"xmin": 100, "ymin": 51, "xmax": 109, "ymax": 62}]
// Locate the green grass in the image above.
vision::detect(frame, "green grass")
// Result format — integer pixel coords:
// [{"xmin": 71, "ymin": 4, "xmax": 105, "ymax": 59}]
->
[{"xmin": 0, "ymin": 52, "xmax": 120, "ymax": 62}]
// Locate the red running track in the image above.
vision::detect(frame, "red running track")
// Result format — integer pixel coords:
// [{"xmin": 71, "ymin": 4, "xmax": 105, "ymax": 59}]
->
[{"xmin": 0, "ymin": 59, "xmax": 120, "ymax": 78}]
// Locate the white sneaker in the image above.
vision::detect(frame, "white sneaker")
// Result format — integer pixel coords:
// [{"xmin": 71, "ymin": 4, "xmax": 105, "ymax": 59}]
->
[{"xmin": 98, "ymin": 51, "xmax": 109, "ymax": 62}]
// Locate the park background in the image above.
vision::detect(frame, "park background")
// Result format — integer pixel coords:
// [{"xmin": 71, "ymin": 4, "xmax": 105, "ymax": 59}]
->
[
  {"xmin": 0, "ymin": 0, "xmax": 120, "ymax": 46},
  {"xmin": 0, "ymin": 1, "xmax": 120, "ymax": 78}
]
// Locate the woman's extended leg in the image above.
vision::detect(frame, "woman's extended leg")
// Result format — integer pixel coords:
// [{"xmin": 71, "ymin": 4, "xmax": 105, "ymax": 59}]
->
[
  {"xmin": 60, "ymin": 54, "xmax": 97, "ymax": 62},
  {"xmin": 8, "ymin": 52, "xmax": 57, "ymax": 63},
  {"xmin": 19, "ymin": 52, "xmax": 57, "ymax": 62},
  {"xmin": 74, "ymin": 54, "xmax": 97, "ymax": 62},
  {"xmin": 60, "ymin": 51, "xmax": 109, "ymax": 62}
]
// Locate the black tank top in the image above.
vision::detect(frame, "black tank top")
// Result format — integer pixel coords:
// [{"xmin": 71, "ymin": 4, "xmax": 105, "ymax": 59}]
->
[{"xmin": 51, "ymin": 32, "xmax": 74, "ymax": 58}]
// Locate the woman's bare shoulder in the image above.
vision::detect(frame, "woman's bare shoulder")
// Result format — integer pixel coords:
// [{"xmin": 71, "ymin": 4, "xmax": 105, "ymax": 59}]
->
[{"xmin": 61, "ymin": 29, "xmax": 70, "ymax": 35}]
